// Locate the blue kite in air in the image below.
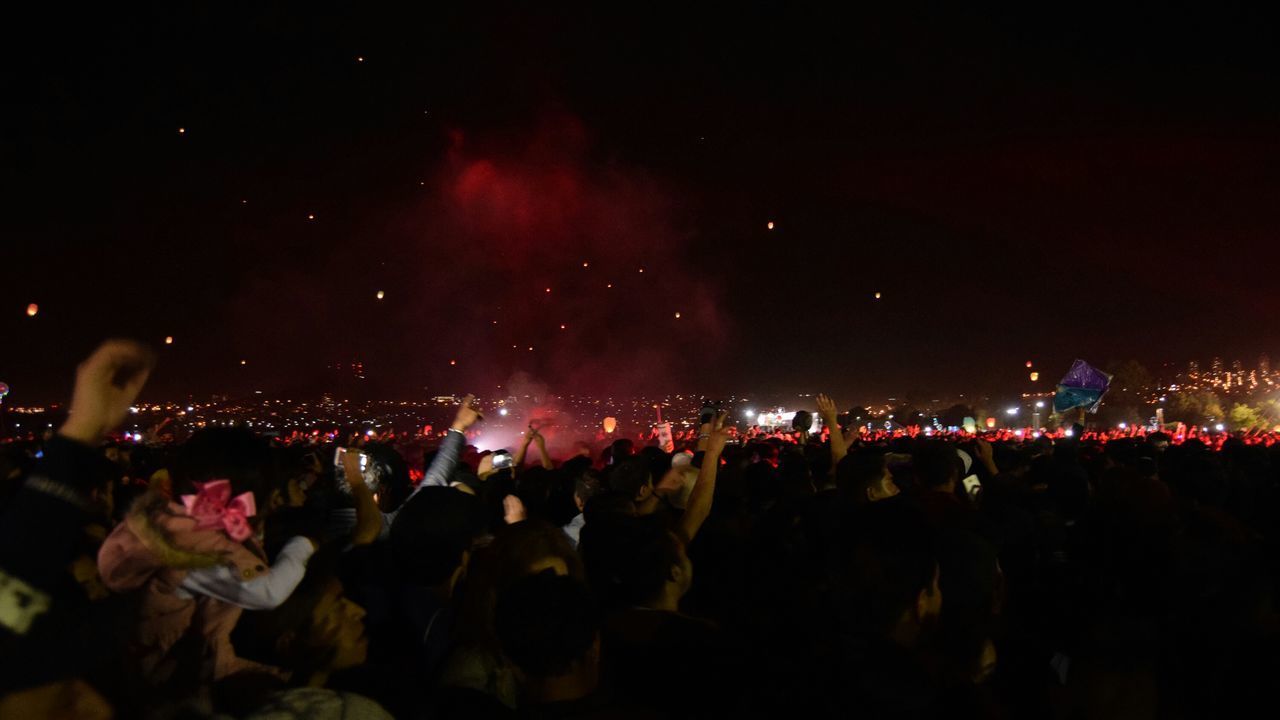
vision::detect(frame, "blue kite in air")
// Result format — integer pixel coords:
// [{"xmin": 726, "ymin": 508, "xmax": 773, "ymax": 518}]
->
[{"xmin": 1053, "ymin": 359, "xmax": 1113, "ymax": 414}]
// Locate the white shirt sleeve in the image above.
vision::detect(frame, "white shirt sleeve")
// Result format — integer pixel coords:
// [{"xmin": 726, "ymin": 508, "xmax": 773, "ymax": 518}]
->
[{"xmin": 179, "ymin": 536, "xmax": 315, "ymax": 610}]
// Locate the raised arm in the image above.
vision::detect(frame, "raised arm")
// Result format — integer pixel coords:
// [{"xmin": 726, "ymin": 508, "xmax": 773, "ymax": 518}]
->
[
  {"xmin": 343, "ymin": 451, "xmax": 382, "ymax": 546},
  {"xmin": 677, "ymin": 412, "xmax": 732, "ymax": 545},
  {"xmin": 816, "ymin": 394, "xmax": 847, "ymax": 467},
  {"xmin": 421, "ymin": 394, "xmax": 482, "ymax": 489},
  {"xmin": 531, "ymin": 431, "xmax": 554, "ymax": 470}
]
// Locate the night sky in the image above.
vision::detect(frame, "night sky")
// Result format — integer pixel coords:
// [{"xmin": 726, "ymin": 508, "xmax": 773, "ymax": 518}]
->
[{"xmin": 4, "ymin": 4, "xmax": 1279, "ymax": 404}]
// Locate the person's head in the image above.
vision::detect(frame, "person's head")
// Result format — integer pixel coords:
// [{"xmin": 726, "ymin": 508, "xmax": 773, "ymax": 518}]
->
[
  {"xmin": 607, "ymin": 457, "xmax": 654, "ymax": 505},
  {"xmin": 837, "ymin": 448, "xmax": 899, "ymax": 505},
  {"xmin": 453, "ymin": 519, "xmax": 583, "ymax": 650},
  {"xmin": 573, "ymin": 471, "xmax": 601, "ymax": 513},
  {"xmin": 171, "ymin": 428, "xmax": 275, "ymax": 516},
  {"xmin": 836, "ymin": 503, "xmax": 941, "ymax": 645},
  {"xmin": 580, "ymin": 514, "xmax": 691, "ymax": 611},
  {"xmin": 361, "ymin": 442, "xmax": 411, "ymax": 510},
  {"xmin": 609, "ymin": 438, "xmax": 634, "ymax": 464},
  {"xmin": 390, "ymin": 486, "xmax": 485, "ymax": 596},
  {"xmin": 233, "ymin": 561, "xmax": 368, "ymax": 687},
  {"xmin": 911, "ymin": 439, "xmax": 962, "ymax": 492},
  {"xmin": 494, "ymin": 573, "xmax": 601, "ymax": 703}
]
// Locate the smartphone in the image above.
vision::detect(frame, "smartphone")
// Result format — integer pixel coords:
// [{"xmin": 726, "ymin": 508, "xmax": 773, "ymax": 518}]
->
[
  {"xmin": 962, "ymin": 474, "xmax": 982, "ymax": 501},
  {"xmin": 491, "ymin": 450, "xmax": 514, "ymax": 471}
]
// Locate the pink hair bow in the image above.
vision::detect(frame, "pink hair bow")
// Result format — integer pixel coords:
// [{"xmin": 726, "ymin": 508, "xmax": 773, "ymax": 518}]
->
[{"xmin": 181, "ymin": 479, "xmax": 256, "ymax": 542}]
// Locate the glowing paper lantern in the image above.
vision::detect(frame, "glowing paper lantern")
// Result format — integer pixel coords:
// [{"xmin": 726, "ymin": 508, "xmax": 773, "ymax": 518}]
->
[
  {"xmin": 674, "ymin": 312, "xmax": 681, "ymax": 319},
  {"xmin": 603, "ymin": 417, "xmax": 617, "ymax": 434},
  {"xmin": 1025, "ymin": 360, "xmax": 1033, "ymax": 368},
  {"xmin": 26, "ymin": 303, "xmax": 38, "ymax": 317},
  {"xmin": 985, "ymin": 417, "xmax": 997, "ymax": 429},
  {"xmin": 376, "ymin": 290, "xmax": 385, "ymax": 300},
  {"xmin": 874, "ymin": 292, "xmax": 881, "ymax": 299},
  {"xmin": 0, "ymin": 382, "xmax": 9, "ymax": 398},
  {"xmin": 165, "ymin": 336, "xmax": 174, "ymax": 345},
  {"xmin": 1029, "ymin": 371, "xmax": 1039, "ymax": 381},
  {"xmin": 767, "ymin": 221, "xmax": 775, "ymax": 230}
]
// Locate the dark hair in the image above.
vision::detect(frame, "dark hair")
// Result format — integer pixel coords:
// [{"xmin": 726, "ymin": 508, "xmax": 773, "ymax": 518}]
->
[
  {"xmin": 837, "ymin": 448, "xmax": 888, "ymax": 506},
  {"xmin": 580, "ymin": 514, "xmax": 681, "ymax": 609},
  {"xmin": 607, "ymin": 457, "xmax": 652, "ymax": 499},
  {"xmin": 834, "ymin": 502, "xmax": 938, "ymax": 635},
  {"xmin": 494, "ymin": 574, "xmax": 599, "ymax": 678},
  {"xmin": 610, "ymin": 438, "xmax": 635, "ymax": 462},
  {"xmin": 171, "ymin": 428, "xmax": 275, "ymax": 510},
  {"xmin": 911, "ymin": 440, "xmax": 961, "ymax": 489},
  {"xmin": 389, "ymin": 486, "xmax": 484, "ymax": 586},
  {"xmin": 575, "ymin": 471, "xmax": 601, "ymax": 506},
  {"xmin": 232, "ymin": 549, "xmax": 343, "ymax": 677},
  {"xmin": 453, "ymin": 519, "xmax": 583, "ymax": 651}
]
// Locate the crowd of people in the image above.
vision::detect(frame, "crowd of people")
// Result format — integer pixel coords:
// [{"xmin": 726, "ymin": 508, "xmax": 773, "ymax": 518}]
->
[{"xmin": 2, "ymin": 340, "xmax": 1278, "ymax": 719}]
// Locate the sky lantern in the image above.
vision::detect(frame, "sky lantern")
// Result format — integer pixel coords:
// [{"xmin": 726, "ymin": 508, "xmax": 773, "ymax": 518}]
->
[
  {"xmin": 26, "ymin": 303, "xmax": 38, "ymax": 317},
  {"xmin": 767, "ymin": 221, "xmax": 775, "ymax": 230},
  {"xmin": 1025, "ymin": 360, "xmax": 1033, "ymax": 368},
  {"xmin": 674, "ymin": 312, "xmax": 681, "ymax": 319},
  {"xmin": 874, "ymin": 292, "xmax": 881, "ymax": 300},
  {"xmin": 986, "ymin": 417, "xmax": 997, "ymax": 429},
  {"xmin": 376, "ymin": 290, "xmax": 385, "ymax": 300},
  {"xmin": 603, "ymin": 416, "xmax": 617, "ymax": 434},
  {"xmin": 1029, "ymin": 371, "xmax": 1039, "ymax": 381},
  {"xmin": 165, "ymin": 336, "xmax": 174, "ymax": 345}
]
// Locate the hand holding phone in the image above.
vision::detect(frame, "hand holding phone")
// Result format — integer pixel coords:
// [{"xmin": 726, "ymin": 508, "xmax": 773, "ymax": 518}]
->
[{"xmin": 335, "ymin": 447, "xmax": 374, "ymax": 491}]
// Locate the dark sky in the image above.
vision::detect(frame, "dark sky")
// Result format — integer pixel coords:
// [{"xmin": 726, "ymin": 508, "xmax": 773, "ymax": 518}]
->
[{"xmin": 3, "ymin": 3, "xmax": 1279, "ymax": 405}]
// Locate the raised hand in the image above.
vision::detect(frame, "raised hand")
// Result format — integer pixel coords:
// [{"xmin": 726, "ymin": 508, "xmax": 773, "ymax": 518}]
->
[
  {"xmin": 342, "ymin": 449, "xmax": 367, "ymax": 487},
  {"xmin": 706, "ymin": 416, "xmax": 735, "ymax": 456},
  {"xmin": 60, "ymin": 339, "xmax": 156, "ymax": 445},
  {"xmin": 816, "ymin": 393, "xmax": 839, "ymax": 423},
  {"xmin": 503, "ymin": 494, "xmax": 527, "ymax": 524},
  {"xmin": 450, "ymin": 394, "xmax": 483, "ymax": 432}
]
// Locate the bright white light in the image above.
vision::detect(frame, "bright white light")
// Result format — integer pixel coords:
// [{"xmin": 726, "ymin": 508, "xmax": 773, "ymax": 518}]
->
[
  {"xmin": 1064, "ymin": 429, "xmax": 1074, "ymax": 437},
  {"xmin": 366, "ymin": 429, "xmax": 375, "ymax": 437},
  {"xmin": 1215, "ymin": 423, "xmax": 1225, "ymax": 431},
  {"xmin": 1014, "ymin": 429, "xmax": 1024, "ymax": 437},
  {"xmin": 744, "ymin": 408, "xmax": 753, "ymax": 418},
  {"xmin": 498, "ymin": 408, "xmax": 509, "ymax": 417},
  {"xmin": 129, "ymin": 407, "xmax": 139, "ymax": 414},
  {"xmin": 132, "ymin": 433, "xmax": 143, "ymax": 442},
  {"xmin": 1119, "ymin": 423, "xmax": 1127, "ymax": 429},
  {"xmin": 1035, "ymin": 401, "xmax": 1044, "ymax": 408},
  {"xmin": 1006, "ymin": 407, "xmax": 1019, "ymax": 415}
]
